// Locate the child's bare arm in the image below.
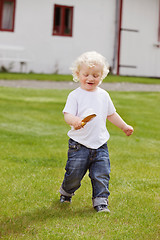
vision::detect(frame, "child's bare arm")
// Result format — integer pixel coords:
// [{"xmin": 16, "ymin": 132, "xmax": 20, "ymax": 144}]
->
[
  {"xmin": 107, "ymin": 112, "xmax": 134, "ymax": 136},
  {"xmin": 64, "ymin": 112, "xmax": 82, "ymax": 130}
]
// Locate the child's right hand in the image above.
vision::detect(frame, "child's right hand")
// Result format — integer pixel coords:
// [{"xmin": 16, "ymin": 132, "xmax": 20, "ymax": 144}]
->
[
  {"xmin": 64, "ymin": 113, "xmax": 83, "ymax": 130},
  {"xmin": 73, "ymin": 117, "xmax": 83, "ymax": 130}
]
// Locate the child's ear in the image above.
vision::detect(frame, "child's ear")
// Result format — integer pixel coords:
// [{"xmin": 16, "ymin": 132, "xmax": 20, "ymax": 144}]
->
[{"xmin": 76, "ymin": 71, "xmax": 79, "ymax": 78}]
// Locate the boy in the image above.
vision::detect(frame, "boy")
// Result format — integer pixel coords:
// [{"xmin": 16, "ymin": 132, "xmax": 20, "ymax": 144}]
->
[{"xmin": 60, "ymin": 51, "xmax": 133, "ymax": 212}]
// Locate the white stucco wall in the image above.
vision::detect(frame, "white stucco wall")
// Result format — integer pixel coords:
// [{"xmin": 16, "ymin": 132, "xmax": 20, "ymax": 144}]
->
[
  {"xmin": 120, "ymin": 0, "xmax": 160, "ymax": 77},
  {"xmin": 0, "ymin": 0, "xmax": 159, "ymax": 77},
  {"xmin": 0, "ymin": 0, "xmax": 116, "ymax": 74}
]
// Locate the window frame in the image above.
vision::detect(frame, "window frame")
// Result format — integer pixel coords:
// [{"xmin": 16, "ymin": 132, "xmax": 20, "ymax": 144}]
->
[
  {"xmin": 0, "ymin": 0, "xmax": 16, "ymax": 32},
  {"xmin": 52, "ymin": 4, "xmax": 73, "ymax": 37}
]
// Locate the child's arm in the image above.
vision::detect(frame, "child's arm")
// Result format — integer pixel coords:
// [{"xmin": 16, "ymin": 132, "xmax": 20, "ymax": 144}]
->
[
  {"xmin": 64, "ymin": 112, "xmax": 82, "ymax": 130},
  {"xmin": 107, "ymin": 112, "xmax": 134, "ymax": 136}
]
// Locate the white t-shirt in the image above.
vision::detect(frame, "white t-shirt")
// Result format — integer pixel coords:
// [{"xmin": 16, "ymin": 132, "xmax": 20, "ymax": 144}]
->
[{"xmin": 63, "ymin": 87, "xmax": 116, "ymax": 149}]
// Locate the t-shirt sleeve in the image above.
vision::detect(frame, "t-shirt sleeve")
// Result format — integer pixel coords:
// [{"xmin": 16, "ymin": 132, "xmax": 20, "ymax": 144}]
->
[
  {"xmin": 63, "ymin": 92, "xmax": 78, "ymax": 116},
  {"xmin": 107, "ymin": 93, "xmax": 116, "ymax": 116}
]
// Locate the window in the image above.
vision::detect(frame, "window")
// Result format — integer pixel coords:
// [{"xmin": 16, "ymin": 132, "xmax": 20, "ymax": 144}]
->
[
  {"xmin": 0, "ymin": 0, "xmax": 16, "ymax": 31},
  {"xmin": 53, "ymin": 4, "xmax": 73, "ymax": 36}
]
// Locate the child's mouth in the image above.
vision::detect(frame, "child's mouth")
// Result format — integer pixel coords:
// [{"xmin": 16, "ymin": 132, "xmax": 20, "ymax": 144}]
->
[{"xmin": 87, "ymin": 82, "xmax": 94, "ymax": 85}]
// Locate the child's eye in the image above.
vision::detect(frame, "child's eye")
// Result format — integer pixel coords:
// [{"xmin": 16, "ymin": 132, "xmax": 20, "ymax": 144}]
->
[
  {"xmin": 84, "ymin": 74, "xmax": 89, "ymax": 77},
  {"xmin": 93, "ymin": 74, "xmax": 99, "ymax": 78}
]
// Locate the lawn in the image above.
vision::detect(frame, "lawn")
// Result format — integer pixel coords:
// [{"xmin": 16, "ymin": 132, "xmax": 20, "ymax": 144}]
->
[
  {"xmin": 0, "ymin": 72, "xmax": 160, "ymax": 84},
  {"xmin": 0, "ymin": 87, "xmax": 159, "ymax": 239}
]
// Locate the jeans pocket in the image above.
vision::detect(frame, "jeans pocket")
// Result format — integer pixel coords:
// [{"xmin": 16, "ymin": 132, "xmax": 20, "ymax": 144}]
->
[
  {"xmin": 100, "ymin": 142, "xmax": 108, "ymax": 150},
  {"xmin": 68, "ymin": 139, "xmax": 81, "ymax": 153}
]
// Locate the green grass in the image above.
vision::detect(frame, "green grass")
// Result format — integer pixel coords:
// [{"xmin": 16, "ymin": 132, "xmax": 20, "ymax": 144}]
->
[
  {"xmin": 0, "ymin": 72, "xmax": 160, "ymax": 84},
  {"xmin": 0, "ymin": 87, "xmax": 159, "ymax": 239}
]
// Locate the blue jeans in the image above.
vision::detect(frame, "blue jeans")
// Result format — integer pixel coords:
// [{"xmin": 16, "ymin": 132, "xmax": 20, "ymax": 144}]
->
[{"xmin": 60, "ymin": 138, "xmax": 110, "ymax": 207}]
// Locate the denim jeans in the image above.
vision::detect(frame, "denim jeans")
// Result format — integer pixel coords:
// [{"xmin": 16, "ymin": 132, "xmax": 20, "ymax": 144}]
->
[{"xmin": 60, "ymin": 138, "xmax": 110, "ymax": 207}]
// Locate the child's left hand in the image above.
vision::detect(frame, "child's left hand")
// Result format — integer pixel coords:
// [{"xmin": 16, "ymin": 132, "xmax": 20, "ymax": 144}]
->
[{"xmin": 122, "ymin": 125, "xmax": 134, "ymax": 136}]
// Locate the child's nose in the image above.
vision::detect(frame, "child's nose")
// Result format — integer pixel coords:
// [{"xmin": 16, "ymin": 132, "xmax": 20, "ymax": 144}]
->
[{"xmin": 88, "ymin": 75, "xmax": 93, "ymax": 81}]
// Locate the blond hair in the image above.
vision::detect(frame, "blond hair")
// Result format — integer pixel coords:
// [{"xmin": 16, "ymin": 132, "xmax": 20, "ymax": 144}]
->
[{"xmin": 71, "ymin": 51, "xmax": 110, "ymax": 82}]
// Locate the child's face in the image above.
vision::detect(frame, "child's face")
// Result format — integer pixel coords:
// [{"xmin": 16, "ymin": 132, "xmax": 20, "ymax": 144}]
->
[{"xmin": 77, "ymin": 63, "xmax": 103, "ymax": 91}]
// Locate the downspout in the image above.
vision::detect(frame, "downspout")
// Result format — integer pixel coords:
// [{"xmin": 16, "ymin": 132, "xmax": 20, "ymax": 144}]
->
[
  {"xmin": 117, "ymin": 0, "xmax": 123, "ymax": 75},
  {"xmin": 158, "ymin": 0, "xmax": 160, "ymax": 42},
  {"xmin": 112, "ymin": 0, "xmax": 119, "ymax": 74}
]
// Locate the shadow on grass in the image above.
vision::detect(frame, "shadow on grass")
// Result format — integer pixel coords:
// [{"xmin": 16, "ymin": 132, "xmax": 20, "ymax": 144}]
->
[{"xmin": 0, "ymin": 200, "xmax": 95, "ymax": 238}]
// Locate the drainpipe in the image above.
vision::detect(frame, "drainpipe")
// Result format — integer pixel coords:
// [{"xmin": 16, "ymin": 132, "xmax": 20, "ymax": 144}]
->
[
  {"xmin": 158, "ymin": 0, "xmax": 160, "ymax": 42},
  {"xmin": 112, "ymin": 0, "xmax": 119, "ymax": 74},
  {"xmin": 117, "ymin": 0, "xmax": 123, "ymax": 75}
]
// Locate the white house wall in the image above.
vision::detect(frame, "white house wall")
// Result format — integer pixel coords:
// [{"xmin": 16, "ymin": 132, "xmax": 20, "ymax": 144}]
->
[
  {"xmin": 0, "ymin": 0, "xmax": 160, "ymax": 77},
  {"xmin": 0, "ymin": 0, "xmax": 116, "ymax": 74},
  {"xmin": 120, "ymin": 0, "xmax": 160, "ymax": 77}
]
